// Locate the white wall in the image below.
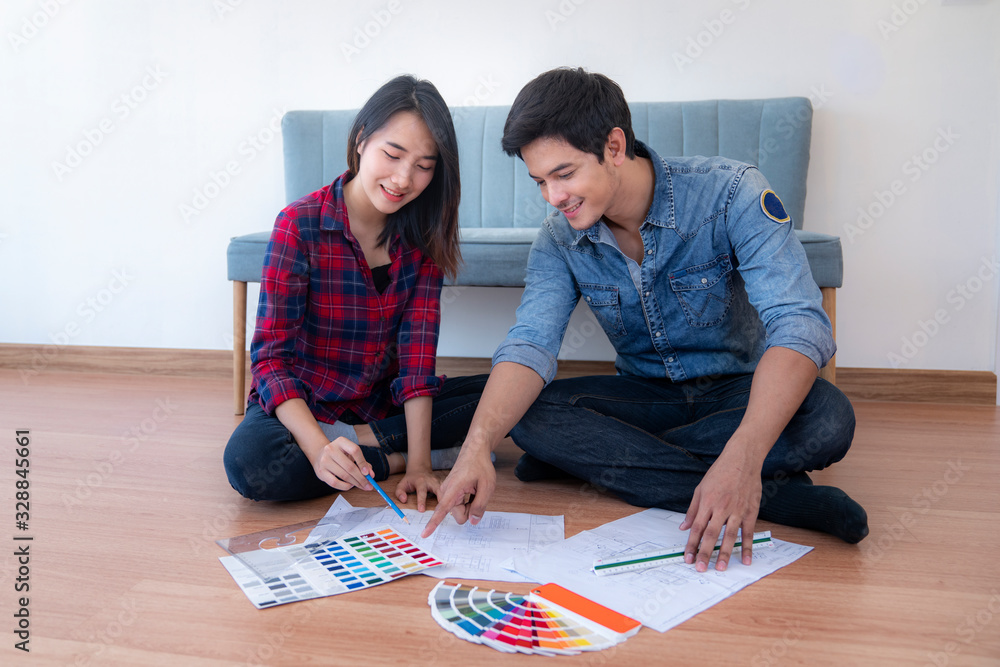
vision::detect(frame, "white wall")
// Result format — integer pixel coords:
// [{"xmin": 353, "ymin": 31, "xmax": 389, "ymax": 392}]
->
[{"xmin": 1, "ymin": 0, "xmax": 998, "ymax": 373}]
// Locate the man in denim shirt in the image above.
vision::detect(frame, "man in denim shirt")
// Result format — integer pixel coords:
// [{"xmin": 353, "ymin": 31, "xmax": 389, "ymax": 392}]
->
[{"xmin": 424, "ymin": 68, "xmax": 868, "ymax": 569}]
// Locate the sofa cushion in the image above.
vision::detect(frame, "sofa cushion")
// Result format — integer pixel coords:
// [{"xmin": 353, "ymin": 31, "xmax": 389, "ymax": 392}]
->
[
  {"xmin": 226, "ymin": 231, "xmax": 271, "ymax": 282},
  {"xmin": 794, "ymin": 230, "xmax": 843, "ymax": 289},
  {"xmin": 446, "ymin": 228, "xmax": 539, "ymax": 286},
  {"xmin": 230, "ymin": 227, "xmax": 842, "ymax": 288}
]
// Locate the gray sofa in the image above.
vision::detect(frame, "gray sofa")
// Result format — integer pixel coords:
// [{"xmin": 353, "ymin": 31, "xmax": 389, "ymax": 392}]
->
[{"xmin": 227, "ymin": 98, "xmax": 842, "ymax": 414}]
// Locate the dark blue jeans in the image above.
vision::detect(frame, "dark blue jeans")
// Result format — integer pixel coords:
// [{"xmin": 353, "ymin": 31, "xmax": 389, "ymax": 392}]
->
[
  {"xmin": 510, "ymin": 374, "xmax": 855, "ymax": 512},
  {"xmin": 224, "ymin": 374, "xmax": 488, "ymax": 501}
]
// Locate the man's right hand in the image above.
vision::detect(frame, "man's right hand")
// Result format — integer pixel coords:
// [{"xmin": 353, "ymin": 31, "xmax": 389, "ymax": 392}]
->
[
  {"xmin": 420, "ymin": 361, "xmax": 545, "ymax": 538},
  {"xmin": 421, "ymin": 447, "xmax": 496, "ymax": 537}
]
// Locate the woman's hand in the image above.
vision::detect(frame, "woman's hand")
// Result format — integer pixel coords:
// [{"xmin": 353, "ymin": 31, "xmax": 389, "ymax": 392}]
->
[
  {"xmin": 310, "ymin": 437, "xmax": 373, "ymax": 491},
  {"xmin": 394, "ymin": 466, "xmax": 442, "ymax": 512}
]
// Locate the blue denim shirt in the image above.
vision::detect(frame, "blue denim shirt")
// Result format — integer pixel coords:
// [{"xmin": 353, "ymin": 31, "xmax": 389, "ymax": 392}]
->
[{"xmin": 493, "ymin": 142, "xmax": 834, "ymax": 384}]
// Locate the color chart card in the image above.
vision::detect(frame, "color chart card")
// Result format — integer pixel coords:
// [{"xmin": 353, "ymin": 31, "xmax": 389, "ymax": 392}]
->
[
  {"xmin": 428, "ymin": 581, "xmax": 640, "ymax": 656},
  {"xmin": 221, "ymin": 525, "xmax": 443, "ymax": 609}
]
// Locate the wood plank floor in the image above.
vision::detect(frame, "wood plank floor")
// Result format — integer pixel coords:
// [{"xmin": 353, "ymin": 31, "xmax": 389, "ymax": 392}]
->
[{"xmin": 1, "ymin": 365, "xmax": 998, "ymax": 666}]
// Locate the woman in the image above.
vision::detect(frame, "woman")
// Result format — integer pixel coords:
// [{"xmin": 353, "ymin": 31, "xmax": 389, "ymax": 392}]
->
[{"xmin": 225, "ymin": 75, "xmax": 484, "ymax": 510}]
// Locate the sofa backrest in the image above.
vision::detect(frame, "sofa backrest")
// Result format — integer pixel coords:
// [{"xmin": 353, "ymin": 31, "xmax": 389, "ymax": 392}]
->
[{"xmin": 282, "ymin": 97, "xmax": 812, "ymax": 230}]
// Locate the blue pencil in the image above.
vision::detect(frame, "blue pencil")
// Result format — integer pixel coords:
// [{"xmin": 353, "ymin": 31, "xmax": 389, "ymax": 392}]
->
[{"xmin": 364, "ymin": 473, "xmax": 409, "ymax": 524}]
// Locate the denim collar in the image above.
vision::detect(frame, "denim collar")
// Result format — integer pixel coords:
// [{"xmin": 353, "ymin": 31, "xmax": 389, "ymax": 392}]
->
[{"xmin": 571, "ymin": 141, "xmax": 673, "ymax": 246}]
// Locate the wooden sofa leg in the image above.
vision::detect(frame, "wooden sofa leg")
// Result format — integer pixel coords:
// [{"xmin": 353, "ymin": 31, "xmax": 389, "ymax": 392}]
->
[
  {"xmin": 233, "ymin": 281, "xmax": 248, "ymax": 415},
  {"xmin": 819, "ymin": 286, "xmax": 836, "ymax": 385}
]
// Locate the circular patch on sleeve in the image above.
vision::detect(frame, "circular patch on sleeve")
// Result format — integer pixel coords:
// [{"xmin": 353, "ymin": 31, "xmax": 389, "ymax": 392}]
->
[{"xmin": 760, "ymin": 190, "xmax": 790, "ymax": 223}]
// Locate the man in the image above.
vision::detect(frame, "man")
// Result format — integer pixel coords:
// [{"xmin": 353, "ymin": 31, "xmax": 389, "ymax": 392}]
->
[{"xmin": 423, "ymin": 68, "xmax": 867, "ymax": 571}]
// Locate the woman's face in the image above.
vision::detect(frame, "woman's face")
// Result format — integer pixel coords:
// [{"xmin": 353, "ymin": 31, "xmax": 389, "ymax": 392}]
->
[{"xmin": 354, "ymin": 111, "xmax": 438, "ymax": 217}]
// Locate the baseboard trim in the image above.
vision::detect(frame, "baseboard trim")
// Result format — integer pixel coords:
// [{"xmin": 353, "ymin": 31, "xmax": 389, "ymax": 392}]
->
[
  {"xmin": 833, "ymin": 367, "xmax": 996, "ymax": 405},
  {"xmin": 0, "ymin": 343, "xmax": 235, "ymax": 379},
  {"xmin": 0, "ymin": 344, "xmax": 995, "ymax": 405}
]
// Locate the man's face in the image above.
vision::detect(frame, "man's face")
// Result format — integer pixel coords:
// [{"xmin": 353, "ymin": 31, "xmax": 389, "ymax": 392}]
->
[{"xmin": 521, "ymin": 136, "xmax": 615, "ymax": 231}]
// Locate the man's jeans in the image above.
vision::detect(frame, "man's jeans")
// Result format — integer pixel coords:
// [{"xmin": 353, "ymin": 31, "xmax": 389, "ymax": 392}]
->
[
  {"xmin": 510, "ymin": 373, "xmax": 855, "ymax": 512},
  {"xmin": 224, "ymin": 374, "xmax": 488, "ymax": 501}
]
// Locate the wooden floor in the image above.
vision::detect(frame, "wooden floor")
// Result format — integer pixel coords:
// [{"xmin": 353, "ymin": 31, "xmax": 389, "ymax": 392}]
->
[{"xmin": 1, "ymin": 364, "xmax": 999, "ymax": 666}]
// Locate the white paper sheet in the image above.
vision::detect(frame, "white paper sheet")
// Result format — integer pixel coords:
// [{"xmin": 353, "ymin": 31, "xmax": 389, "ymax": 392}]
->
[
  {"xmin": 313, "ymin": 498, "xmax": 564, "ymax": 583},
  {"xmin": 512, "ymin": 508, "xmax": 812, "ymax": 632}
]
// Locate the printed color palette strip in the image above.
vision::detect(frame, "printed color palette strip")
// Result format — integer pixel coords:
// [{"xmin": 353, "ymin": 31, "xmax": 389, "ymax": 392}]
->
[{"xmin": 224, "ymin": 525, "xmax": 442, "ymax": 609}]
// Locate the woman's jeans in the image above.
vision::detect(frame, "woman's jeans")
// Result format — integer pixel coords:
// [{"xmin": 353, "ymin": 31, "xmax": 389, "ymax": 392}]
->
[
  {"xmin": 509, "ymin": 373, "xmax": 855, "ymax": 512},
  {"xmin": 224, "ymin": 374, "xmax": 488, "ymax": 501}
]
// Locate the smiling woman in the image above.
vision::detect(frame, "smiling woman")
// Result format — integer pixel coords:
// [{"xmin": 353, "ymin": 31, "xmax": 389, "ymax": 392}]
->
[
  {"xmin": 223, "ymin": 75, "xmax": 483, "ymax": 511},
  {"xmin": 343, "ymin": 111, "xmax": 440, "ymax": 268},
  {"xmin": 344, "ymin": 75, "xmax": 463, "ymax": 280}
]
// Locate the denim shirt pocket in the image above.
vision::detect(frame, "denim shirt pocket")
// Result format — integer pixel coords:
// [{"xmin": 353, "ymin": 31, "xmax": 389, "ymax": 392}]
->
[
  {"xmin": 668, "ymin": 254, "xmax": 734, "ymax": 327},
  {"xmin": 578, "ymin": 283, "xmax": 627, "ymax": 339}
]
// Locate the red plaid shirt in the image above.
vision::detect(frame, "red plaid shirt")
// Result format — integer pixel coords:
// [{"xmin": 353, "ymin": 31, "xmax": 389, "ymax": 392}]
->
[{"xmin": 248, "ymin": 172, "xmax": 444, "ymax": 423}]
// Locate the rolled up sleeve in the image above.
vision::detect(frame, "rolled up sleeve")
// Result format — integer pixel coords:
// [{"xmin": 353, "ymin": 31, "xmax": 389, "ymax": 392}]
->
[{"xmin": 728, "ymin": 168, "xmax": 836, "ymax": 369}]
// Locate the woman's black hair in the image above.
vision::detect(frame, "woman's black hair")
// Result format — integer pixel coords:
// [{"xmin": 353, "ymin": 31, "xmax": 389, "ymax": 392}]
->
[
  {"xmin": 347, "ymin": 75, "xmax": 462, "ymax": 279},
  {"xmin": 501, "ymin": 67, "xmax": 635, "ymax": 163}
]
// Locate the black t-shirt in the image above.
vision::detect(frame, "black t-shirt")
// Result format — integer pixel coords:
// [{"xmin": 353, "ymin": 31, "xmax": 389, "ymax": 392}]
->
[{"xmin": 371, "ymin": 263, "xmax": 390, "ymax": 294}]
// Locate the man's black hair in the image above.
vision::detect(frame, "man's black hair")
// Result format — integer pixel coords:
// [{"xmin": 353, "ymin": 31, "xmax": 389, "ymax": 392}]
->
[{"xmin": 501, "ymin": 67, "xmax": 636, "ymax": 162}]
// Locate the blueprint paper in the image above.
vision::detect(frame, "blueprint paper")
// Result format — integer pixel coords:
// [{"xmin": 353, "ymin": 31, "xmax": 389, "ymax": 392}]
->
[
  {"xmin": 315, "ymin": 498, "xmax": 564, "ymax": 583},
  {"xmin": 512, "ymin": 508, "xmax": 812, "ymax": 632}
]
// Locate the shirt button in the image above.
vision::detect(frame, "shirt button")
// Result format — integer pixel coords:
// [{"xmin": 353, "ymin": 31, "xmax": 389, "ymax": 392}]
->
[
  {"xmin": 646, "ymin": 249, "xmax": 653, "ymax": 255},
  {"xmin": 668, "ymin": 356, "xmax": 675, "ymax": 362},
  {"xmin": 585, "ymin": 296, "xmax": 591, "ymax": 302},
  {"xmin": 701, "ymin": 278, "xmax": 708, "ymax": 284},
  {"xmin": 644, "ymin": 291, "xmax": 650, "ymax": 297},
  {"xmin": 655, "ymin": 331, "xmax": 662, "ymax": 337}
]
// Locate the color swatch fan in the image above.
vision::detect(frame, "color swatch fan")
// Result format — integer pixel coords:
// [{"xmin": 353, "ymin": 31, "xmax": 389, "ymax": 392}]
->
[{"xmin": 428, "ymin": 581, "xmax": 641, "ymax": 655}]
